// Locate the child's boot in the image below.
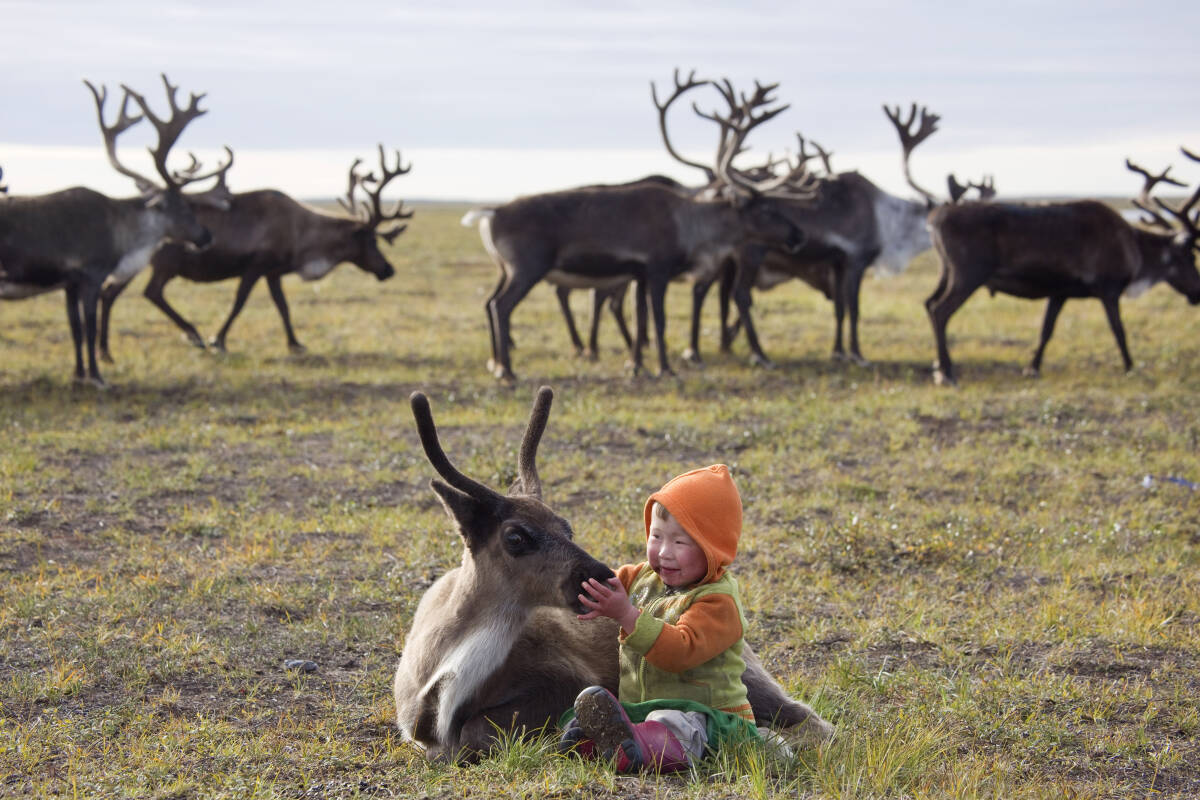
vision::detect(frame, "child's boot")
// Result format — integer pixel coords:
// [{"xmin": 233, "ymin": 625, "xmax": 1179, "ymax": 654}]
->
[
  {"xmin": 573, "ymin": 686, "xmax": 689, "ymax": 773},
  {"xmin": 557, "ymin": 717, "xmax": 595, "ymax": 757}
]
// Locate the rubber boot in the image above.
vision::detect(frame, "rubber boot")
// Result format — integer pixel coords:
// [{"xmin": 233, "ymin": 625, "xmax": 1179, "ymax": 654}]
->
[
  {"xmin": 557, "ymin": 717, "xmax": 595, "ymax": 757},
  {"xmin": 573, "ymin": 686, "xmax": 690, "ymax": 773}
]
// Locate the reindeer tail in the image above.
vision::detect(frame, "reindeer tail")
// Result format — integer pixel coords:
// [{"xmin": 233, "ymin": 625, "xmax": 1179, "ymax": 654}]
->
[
  {"xmin": 460, "ymin": 208, "xmax": 495, "ymax": 228},
  {"xmin": 742, "ymin": 645, "xmax": 835, "ymax": 745}
]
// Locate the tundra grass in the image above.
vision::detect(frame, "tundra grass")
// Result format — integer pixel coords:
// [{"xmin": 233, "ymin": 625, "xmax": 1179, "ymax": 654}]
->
[{"xmin": 1, "ymin": 205, "xmax": 1198, "ymax": 799}]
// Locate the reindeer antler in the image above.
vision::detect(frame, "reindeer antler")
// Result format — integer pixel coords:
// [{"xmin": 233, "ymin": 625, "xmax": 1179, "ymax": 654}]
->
[
  {"xmin": 695, "ymin": 76, "xmax": 816, "ymax": 198},
  {"xmin": 362, "ymin": 144, "xmax": 413, "ymax": 245},
  {"xmin": 651, "ymin": 68, "xmax": 716, "ymax": 183},
  {"xmin": 514, "ymin": 386, "xmax": 553, "ymax": 499},
  {"xmin": 410, "ymin": 392, "xmax": 500, "ymax": 501},
  {"xmin": 1127, "ymin": 149, "xmax": 1200, "ymax": 242},
  {"xmin": 883, "ymin": 102, "xmax": 940, "ymax": 205},
  {"xmin": 86, "ymin": 74, "xmax": 230, "ymax": 195}
]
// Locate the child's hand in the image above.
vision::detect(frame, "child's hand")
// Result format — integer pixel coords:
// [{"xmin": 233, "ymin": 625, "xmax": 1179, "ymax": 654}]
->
[{"xmin": 578, "ymin": 577, "xmax": 640, "ymax": 633}]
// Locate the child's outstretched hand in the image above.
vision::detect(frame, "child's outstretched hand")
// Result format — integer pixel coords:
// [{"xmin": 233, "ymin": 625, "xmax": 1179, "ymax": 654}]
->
[{"xmin": 578, "ymin": 576, "xmax": 640, "ymax": 633}]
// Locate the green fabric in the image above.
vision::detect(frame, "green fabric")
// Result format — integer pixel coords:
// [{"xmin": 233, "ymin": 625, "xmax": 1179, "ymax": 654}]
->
[
  {"xmin": 618, "ymin": 567, "xmax": 751, "ymax": 713},
  {"xmin": 558, "ymin": 697, "xmax": 760, "ymax": 752}
]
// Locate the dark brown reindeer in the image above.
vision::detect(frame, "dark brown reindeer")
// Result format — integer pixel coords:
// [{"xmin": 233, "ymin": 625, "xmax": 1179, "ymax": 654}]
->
[
  {"xmin": 462, "ymin": 71, "xmax": 813, "ymax": 380},
  {"xmin": 394, "ymin": 386, "xmax": 833, "ymax": 762},
  {"xmin": 98, "ymin": 146, "xmax": 408, "ymax": 360},
  {"xmin": 684, "ymin": 103, "xmax": 948, "ymax": 368},
  {"xmin": 925, "ymin": 148, "xmax": 1200, "ymax": 384},
  {"xmin": 0, "ymin": 75, "xmax": 231, "ymax": 387}
]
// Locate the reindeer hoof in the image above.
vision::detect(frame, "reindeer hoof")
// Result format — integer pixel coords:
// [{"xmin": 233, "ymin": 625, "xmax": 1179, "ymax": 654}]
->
[
  {"xmin": 933, "ymin": 368, "xmax": 956, "ymax": 387},
  {"xmin": 849, "ymin": 354, "xmax": 870, "ymax": 367},
  {"xmin": 680, "ymin": 348, "xmax": 704, "ymax": 367},
  {"xmin": 187, "ymin": 335, "xmax": 206, "ymax": 349},
  {"xmin": 99, "ymin": 351, "xmax": 114, "ymax": 365},
  {"xmin": 208, "ymin": 339, "xmax": 228, "ymax": 353},
  {"xmin": 74, "ymin": 374, "xmax": 109, "ymax": 390},
  {"xmin": 749, "ymin": 354, "xmax": 776, "ymax": 369},
  {"xmin": 1022, "ymin": 365, "xmax": 1041, "ymax": 378},
  {"xmin": 289, "ymin": 343, "xmax": 308, "ymax": 355}
]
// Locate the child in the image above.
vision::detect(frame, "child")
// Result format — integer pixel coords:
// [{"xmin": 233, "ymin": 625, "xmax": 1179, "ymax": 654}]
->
[{"xmin": 561, "ymin": 464, "xmax": 759, "ymax": 772}]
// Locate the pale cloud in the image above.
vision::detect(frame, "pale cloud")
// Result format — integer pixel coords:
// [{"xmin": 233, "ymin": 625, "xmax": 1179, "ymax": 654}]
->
[{"xmin": 1, "ymin": 0, "xmax": 1197, "ymax": 197}]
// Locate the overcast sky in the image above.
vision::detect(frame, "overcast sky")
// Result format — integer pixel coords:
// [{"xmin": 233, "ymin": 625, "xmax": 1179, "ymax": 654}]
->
[{"xmin": 2, "ymin": 0, "xmax": 1198, "ymax": 201}]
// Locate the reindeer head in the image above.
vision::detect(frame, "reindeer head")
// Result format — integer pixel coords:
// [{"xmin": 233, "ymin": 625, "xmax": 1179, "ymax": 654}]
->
[
  {"xmin": 338, "ymin": 145, "xmax": 410, "ymax": 281},
  {"xmin": 1127, "ymin": 147, "xmax": 1200, "ymax": 304},
  {"xmin": 410, "ymin": 387, "xmax": 614, "ymax": 613}
]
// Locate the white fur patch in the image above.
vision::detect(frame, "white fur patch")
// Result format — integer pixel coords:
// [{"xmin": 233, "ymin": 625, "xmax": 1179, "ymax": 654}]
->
[
  {"xmin": 871, "ymin": 193, "xmax": 931, "ymax": 275},
  {"xmin": 544, "ymin": 270, "xmax": 632, "ymax": 290},
  {"xmin": 0, "ymin": 281, "xmax": 60, "ymax": 300},
  {"xmin": 419, "ymin": 610, "xmax": 522, "ymax": 745},
  {"xmin": 106, "ymin": 243, "xmax": 158, "ymax": 287},
  {"xmin": 298, "ymin": 257, "xmax": 337, "ymax": 281},
  {"xmin": 461, "ymin": 208, "xmax": 494, "ymax": 228},
  {"xmin": 1123, "ymin": 278, "xmax": 1155, "ymax": 299}
]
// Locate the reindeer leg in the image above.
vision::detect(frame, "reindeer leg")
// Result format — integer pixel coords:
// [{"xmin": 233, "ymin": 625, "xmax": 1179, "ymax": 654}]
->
[
  {"xmin": 718, "ymin": 261, "xmax": 738, "ymax": 352},
  {"xmin": 647, "ymin": 275, "xmax": 674, "ymax": 377},
  {"xmin": 488, "ymin": 266, "xmax": 542, "ymax": 381},
  {"xmin": 831, "ymin": 265, "xmax": 847, "ymax": 360},
  {"xmin": 683, "ymin": 277, "xmax": 713, "ymax": 366},
  {"xmin": 98, "ymin": 278, "xmax": 132, "ymax": 364},
  {"xmin": 731, "ymin": 256, "xmax": 773, "ymax": 368},
  {"xmin": 554, "ymin": 286, "xmax": 585, "ymax": 356},
  {"xmin": 926, "ymin": 277, "xmax": 982, "ymax": 386},
  {"xmin": 631, "ymin": 277, "xmax": 648, "ymax": 375},
  {"xmin": 64, "ymin": 284, "xmax": 86, "ymax": 383},
  {"xmin": 844, "ymin": 265, "xmax": 869, "ymax": 366},
  {"xmin": 143, "ymin": 269, "xmax": 206, "ymax": 349},
  {"xmin": 1099, "ymin": 294, "xmax": 1134, "ymax": 371},
  {"xmin": 79, "ymin": 277, "xmax": 106, "ymax": 388},
  {"xmin": 211, "ymin": 272, "xmax": 261, "ymax": 353},
  {"xmin": 266, "ymin": 275, "xmax": 305, "ymax": 354},
  {"xmin": 1026, "ymin": 295, "xmax": 1065, "ymax": 377},
  {"xmin": 605, "ymin": 283, "xmax": 634, "ymax": 358},
  {"xmin": 483, "ymin": 269, "xmax": 509, "ymax": 374}
]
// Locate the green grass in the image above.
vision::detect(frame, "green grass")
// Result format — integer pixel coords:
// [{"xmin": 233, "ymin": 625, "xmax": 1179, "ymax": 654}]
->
[{"xmin": 1, "ymin": 204, "xmax": 1198, "ymax": 798}]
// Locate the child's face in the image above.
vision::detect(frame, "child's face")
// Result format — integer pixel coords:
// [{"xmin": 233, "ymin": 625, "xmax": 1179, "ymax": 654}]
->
[{"xmin": 646, "ymin": 511, "xmax": 707, "ymax": 588}]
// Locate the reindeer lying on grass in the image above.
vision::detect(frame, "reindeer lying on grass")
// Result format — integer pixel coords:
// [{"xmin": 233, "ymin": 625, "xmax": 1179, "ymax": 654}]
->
[{"xmin": 394, "ymin": 386, "xmax": 833, "ymax": 763}]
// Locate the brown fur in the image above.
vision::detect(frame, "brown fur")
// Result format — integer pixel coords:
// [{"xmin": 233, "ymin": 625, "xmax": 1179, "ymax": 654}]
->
[{"xmin": 926, "ymin": 200, "xmax": 1200, "ymax": 383}]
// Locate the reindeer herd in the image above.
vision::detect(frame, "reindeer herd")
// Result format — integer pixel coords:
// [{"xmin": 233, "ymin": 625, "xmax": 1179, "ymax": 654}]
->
[
  {"xmin": 1, "ymin": 70, "xmax": 1198, "ymax": 388},
  {"xmin": 0, "ymin": 75, "xmax": 411, "ymax": 387}
]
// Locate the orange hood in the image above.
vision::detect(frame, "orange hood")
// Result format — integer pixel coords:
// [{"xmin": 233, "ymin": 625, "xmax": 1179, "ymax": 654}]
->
[{"xmin": 643, "ymin": 464, "xmax": 742, "ymax": 584}]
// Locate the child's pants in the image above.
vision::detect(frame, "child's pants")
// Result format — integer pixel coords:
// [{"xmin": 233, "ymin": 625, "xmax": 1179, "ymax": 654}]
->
[
  {"xmin": 644, "ymin": 709, "xmax": 708, "ymax": 761},
  {"xmin": 644, "ymin": 710, "xmax": 796, "ymax": 761}
]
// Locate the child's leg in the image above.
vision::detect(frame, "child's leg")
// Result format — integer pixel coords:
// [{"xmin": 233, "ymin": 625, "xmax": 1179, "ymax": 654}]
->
[
  {"xmin": 644, "ymin": 710, "xmax": 708, "ymax": 762},
  {"xmin": 572, "ymin": 687, "xmax": 690, "ymax": 773}
]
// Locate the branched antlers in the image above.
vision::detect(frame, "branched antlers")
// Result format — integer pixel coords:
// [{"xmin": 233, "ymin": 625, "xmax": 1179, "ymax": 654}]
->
[
  {"xmin": 652, "ymin": 68, "xmax": 817, "ymax": 199},
  {"xmin": 948, "ymin": 174, "xmax": 996, "ymax": 203},
  {"xmin": 339, "ymin": 144, "xmax": 413, "ymax": 244},
  {"xmin": 84, "ymin": 74, "xmax": 232, "ymax": 195},
  {"xmin": 1126, "ymin": 148, "xmax": 1200, "ymax": 241},
  {"xmin": 884, "ymin": 102, "xmax": 940, "ymax": 205}
]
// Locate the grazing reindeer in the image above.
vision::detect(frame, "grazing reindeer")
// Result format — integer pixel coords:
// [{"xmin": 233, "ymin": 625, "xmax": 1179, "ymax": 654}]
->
[
  {"xmin": 98, "ymin": 146, "xmax": 408, "ymax": 360},
  {"xmin": 698, "ymin": 106, "xmax": 1001, "ymax": 368},
  {"xmin": 463, "ymin": 71, "xmax": 813, "ymax": 380},
  {"xmin": 0, "ymin": 75, "xmax": 230, "ymax": 387},
  {"xmin": 925, "ymin": 148, "xmax": 1200, "ymax": 384},
  {"xmin": 682, "ymin": 103, "xmax": 947, "ymax": 368},
  {"xmin": 395, "ymin": 387, "xmax": 833, "ymax": 762}
]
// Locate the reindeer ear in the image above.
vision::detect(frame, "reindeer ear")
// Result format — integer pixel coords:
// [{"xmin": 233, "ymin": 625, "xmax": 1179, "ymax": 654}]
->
[{"xmin": 430, "ymin": 479, "xmax": 492, "ymax": 549}]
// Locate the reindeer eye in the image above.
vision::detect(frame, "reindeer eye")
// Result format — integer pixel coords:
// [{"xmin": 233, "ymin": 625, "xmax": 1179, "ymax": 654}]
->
[{"xmin": 502, "ymin": 526, "xmax": 535, "ymax": 556}]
